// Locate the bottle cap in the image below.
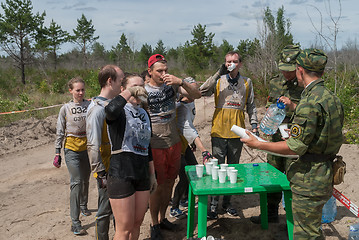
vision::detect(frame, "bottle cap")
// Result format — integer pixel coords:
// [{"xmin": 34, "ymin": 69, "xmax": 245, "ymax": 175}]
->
[{"xmin": 276, "ymin": 101, "xmax": 286, "ymax": 109}]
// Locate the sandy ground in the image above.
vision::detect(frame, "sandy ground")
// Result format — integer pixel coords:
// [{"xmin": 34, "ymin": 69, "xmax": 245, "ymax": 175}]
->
[{"xmin": 0, "ymin": 96, "xmax": 358, "ymax": 240}]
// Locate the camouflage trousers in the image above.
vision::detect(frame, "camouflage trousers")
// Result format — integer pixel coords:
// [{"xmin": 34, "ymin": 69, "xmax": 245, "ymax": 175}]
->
[
  {"xmin": 267, "ymin": 133, "xmax": 292, "ymax": 207},
  {"xmin": 292, "ymin": 192, "xmax": 330, "ymax": 240},
  {"xmin": 267, "ymin": 153, "xmax": 288, "ymax": 206}
]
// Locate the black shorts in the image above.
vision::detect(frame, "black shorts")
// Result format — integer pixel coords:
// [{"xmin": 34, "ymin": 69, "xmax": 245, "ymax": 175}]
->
[{"xmin": 107, "ymin": 175, "xmax": 150, "ymax": 199}]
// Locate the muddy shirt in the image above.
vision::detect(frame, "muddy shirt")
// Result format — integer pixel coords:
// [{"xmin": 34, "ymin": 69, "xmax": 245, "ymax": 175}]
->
[
  {"xmin": 145, "ymin": 83, "xmax": 180, "ymax": 148},
  {"xmin": 105, "ymin": 95, "xmax": 152, "ymax": 179},
  {"xmin": 55, "ymin": 99, "xmax": 90, "ymax": 152},
  {"xmin": 86, "ymin": 97, "xmax": 111, "ymax": 175},
  {"xmin": 200, "ymin": 72, "xmax": 258, "ymax": 138}
]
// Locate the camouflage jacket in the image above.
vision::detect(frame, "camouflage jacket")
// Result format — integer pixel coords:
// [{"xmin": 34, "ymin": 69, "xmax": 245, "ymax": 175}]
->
[
  {"xmin": 266, "ymin": 74, "xmax": 304, "ymax": 120},
  {"xmin": 286, "ymin": 79, "xmax": 344, "ymax": 196}
]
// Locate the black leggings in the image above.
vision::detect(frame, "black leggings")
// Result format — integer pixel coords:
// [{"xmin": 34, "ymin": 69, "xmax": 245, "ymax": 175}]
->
[{"xmin": 172, "ymin": 147, "xmax": 198, "ymax": 208}]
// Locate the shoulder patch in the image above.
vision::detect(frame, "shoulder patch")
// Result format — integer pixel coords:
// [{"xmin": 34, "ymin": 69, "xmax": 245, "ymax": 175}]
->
[{"xmin": 290, "ymin": 124, "xmax": 302, "ymax": 139}]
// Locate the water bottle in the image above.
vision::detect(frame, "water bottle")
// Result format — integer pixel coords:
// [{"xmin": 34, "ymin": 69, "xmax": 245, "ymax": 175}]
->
[
  {"xmin": 281, "ymin": 192, "xmax": 285, "ymax": 209},
  {"xmin": 348, "ymin": 222, "xmax": 359, "ymax": 239},
  {"xmin": 260, "ymin": 100, "xmax": 286, "ymax": 135},
  {"xmin": 321, "ymin": 196, "xmax": 337, "ymax": 223}
]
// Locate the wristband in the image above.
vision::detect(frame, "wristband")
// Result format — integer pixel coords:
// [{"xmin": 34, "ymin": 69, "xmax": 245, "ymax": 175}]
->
[{"xmin": 179, "ymin": 79, "xmax": 184, "ymax": 86}]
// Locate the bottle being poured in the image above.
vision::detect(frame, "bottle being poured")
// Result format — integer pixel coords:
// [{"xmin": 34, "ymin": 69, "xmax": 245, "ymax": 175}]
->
[{"xmin": 260, "ymin": 99, "xmax": 286, "ymax": 135}]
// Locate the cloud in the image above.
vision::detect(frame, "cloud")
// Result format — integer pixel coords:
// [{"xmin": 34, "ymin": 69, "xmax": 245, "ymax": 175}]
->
[
  {"xmin": 252, "ymin": 1, "xmax": 263, "ymax": 8},
  {"xmin": 62, "ymin": 2, "xmax": 87, "ymax": 10},
  {"xmin": 179, "ymin": 27, "xmax": 191, "ymax": 31},
  {"xmin": 46, "ymin": 0, "xmax": 60, "ymax": 4},
  {"xmin": 290, "ymin": 0, "xmax": 308, "ymax": 4},
  {"xmin": 115, "ymin": 21, "xmax": 129, "ymax": 27},
  {"xmin": 206, "ymin": 23, "xmax": 223, "ymax": 27},
  {"xmin": 287, "ymin": 12, "xmax": 298, "ymax": 18},
  {"xmin": 229, "ymin": 12, "xmax": 258, "ymax": 20},
  {"xmin": 179, "ymin": 25, "xmax": 192, "ymax": 31},
  {"xmin": 75, "ymin": 7, "xmax": 97, "ymax": 11}
]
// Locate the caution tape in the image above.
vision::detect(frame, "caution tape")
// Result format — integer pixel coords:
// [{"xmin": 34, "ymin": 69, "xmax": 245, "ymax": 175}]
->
[
  {"xmin": 333, "ymin": 187, "xmax": 359, "ymax": 217},
  {"xmin": 0, "ymin": 103, "xmax": 64, "ymax": 115}
]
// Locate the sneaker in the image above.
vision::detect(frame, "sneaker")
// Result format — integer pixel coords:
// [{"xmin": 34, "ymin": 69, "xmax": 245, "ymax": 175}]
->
[
  {"xmin": 150, "ymin": 224, "xmax": 163, "ymax": 240},
  {"xmin": 81, "ymin": 208, "xmax": 91, "ymax": 216},
  {"xmin": 223, "ymin": 206, "xmax": 238, "ymax": 216},
  {"xmin": 159, "ymin": 218, "xmax": 177, "ymax": 231},
  {"xmin": 170, "ymin": 207, "xmax": 187, "ymax": 219},
  {"xmin": 71, "ymin": 225, "xmax": 87, "ymax": 235},
  {"xmin": 207, "ymin": 205, "xmax": 218, "ymax": 220},
  {"xmin": 179, "ymin": 199, "xmax": 188, "ymax": 209}
]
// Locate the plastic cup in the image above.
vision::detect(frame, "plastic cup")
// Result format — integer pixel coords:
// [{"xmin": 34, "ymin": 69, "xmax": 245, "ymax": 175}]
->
[
  {"xmin": 218, "ymin": 169, "xmax": 227, "ymax": 183},
  {"xmin": 226, "ymin": 166, "xmax": 235, "ymax": 176},
  {"xmin": 196, "ymin": 164, "xmax": 204, "ymax": 178},
  {"xmin": 211, "ymin": 158, "xmax": 218, "ymax": 166},
  {"xmin": 207, "ymin": 236, "xmax": 215, "ymax": 240},
  {"xmin": 229, "ymin": 169, "xmax": 238, "ymax": 184},
  {"xmin": 205, "ymin": 162, "xmax": 213, "ymax": 175},
  {"xmin": 212, "ymin": 166, "xmax": 219, "ymax": 180},
  {"xmin": 220, "ymin": 163, "xmax": 228, "ymax": 170},
  {"xmin": 279, "ymin": 123, "xmax": 289, "ymax": 139}
]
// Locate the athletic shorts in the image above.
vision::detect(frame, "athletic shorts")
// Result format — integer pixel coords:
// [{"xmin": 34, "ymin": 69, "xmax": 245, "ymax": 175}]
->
[
  {"xmin": 107, "ymin": 175, "xmax": 150, "ymax": 199},
  {"xmin": 151, "ymin": 141, "xmax": 182, "ymax": 185}
]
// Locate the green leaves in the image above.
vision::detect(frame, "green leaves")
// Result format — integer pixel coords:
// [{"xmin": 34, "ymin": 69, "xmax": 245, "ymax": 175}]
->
[
  {"xmin": 72, "ymin": 14, "xmax": 99, "ymax": 67},
  {"xmin": 0, "ymin": 0, "xmax": 45, "ymax": 84}
]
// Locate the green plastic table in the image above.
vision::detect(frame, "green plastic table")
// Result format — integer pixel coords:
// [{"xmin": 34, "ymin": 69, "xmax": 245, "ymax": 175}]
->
[{"xmin": 185, "ymin": 163, "xmax": 293, "ymax": 240}]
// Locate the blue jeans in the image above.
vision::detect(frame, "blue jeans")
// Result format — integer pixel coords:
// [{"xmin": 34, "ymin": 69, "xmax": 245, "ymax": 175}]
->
[{"xmin": 64, "ymin": 148, "xmax": 91, "ymax": 227}]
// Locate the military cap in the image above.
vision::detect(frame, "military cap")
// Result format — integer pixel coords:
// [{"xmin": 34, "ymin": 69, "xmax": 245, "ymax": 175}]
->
[
  {"xmin": 278, "ymin": 44, "xmax": 301, "ymax": 71},
  {"xmin": 296, "ymin": 48, "xmax": 328, "ymax": 72}
]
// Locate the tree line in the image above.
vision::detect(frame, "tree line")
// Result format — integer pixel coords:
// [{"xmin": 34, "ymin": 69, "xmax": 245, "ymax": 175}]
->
[
  {"xmin": 0, "ymin": 0, "xmax": 296, "ymax": 85},
  {"xmin": 0, "ymin": 0, "xmax": 358, "ymax": 143}
]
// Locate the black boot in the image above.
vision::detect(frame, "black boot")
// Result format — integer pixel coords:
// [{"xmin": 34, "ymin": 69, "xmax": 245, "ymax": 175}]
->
[{"xmin": 250, "ymin": 204, "xmax": 279, "ymax": 224}]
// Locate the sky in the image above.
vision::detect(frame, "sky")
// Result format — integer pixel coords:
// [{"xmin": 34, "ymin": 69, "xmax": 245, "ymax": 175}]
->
[{"xmin": 1, "ymin": 0, "xmax": 359, "ymax": 53}]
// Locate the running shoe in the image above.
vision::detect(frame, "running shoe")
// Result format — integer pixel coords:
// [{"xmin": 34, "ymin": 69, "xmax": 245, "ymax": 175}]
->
[
  {"xmin": 81, "ymin": 208, "xmax": 91, "ymax": 216},
  {"xmin": 169, "ymin": 207, "xmax": 187, "ymax": 219},
  {"xmin": 207, "ymin": 205, "xmax": 218, "ymax": 220},
  {"xmin": 222, "ymin": 206, "xmax": 238, "ymax": 216},
  {"xmin": 71, "ymin": 225, "xmax": 87, "ymax": 235}
]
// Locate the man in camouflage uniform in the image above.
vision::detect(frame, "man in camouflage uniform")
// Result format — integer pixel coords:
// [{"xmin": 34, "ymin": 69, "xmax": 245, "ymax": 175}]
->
[
  {"xmin": 241, "ymin": 48, "xmax": 344, "ymax": 239},
  {"xmin": 251, "ymin": 45, "xmax": 304, "ymax": 224}
]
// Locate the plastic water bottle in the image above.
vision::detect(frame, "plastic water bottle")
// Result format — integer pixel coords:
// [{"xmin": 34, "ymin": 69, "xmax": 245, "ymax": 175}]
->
[
  {"xmin": 281, "ymin": 192, "xmax": 285, "ymax": 209},
  {"xmin": 321, "ymin": 196, "xmax": 337, "ymax": 223},
  {"xmin": 260, "ymin": 101, "xmax": 286, "ymax": 135},
  {"xmin": 348, "ymin": 222, "xmax": 359, "ymax": 239}
]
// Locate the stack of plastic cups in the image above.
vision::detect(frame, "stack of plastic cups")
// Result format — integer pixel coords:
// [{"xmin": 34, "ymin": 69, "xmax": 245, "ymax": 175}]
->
[
  {"xmin": 211, "ymin": 158, "xmax": 218, "ymax": 167},
  {"xmin": 226, "ymin": 167, "xmax": 235, "ymax": 176}
]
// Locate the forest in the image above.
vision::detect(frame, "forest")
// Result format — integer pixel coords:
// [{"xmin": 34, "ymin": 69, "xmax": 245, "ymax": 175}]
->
[{"xmin": 0, "ymin": 0, "xmax": 358, "ymax": 143}]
